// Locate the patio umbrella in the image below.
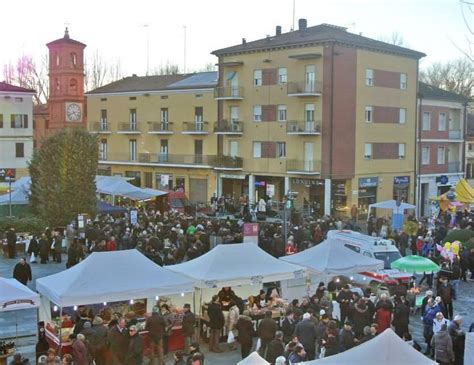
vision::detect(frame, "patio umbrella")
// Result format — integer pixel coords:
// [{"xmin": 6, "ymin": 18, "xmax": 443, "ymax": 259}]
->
[{"xmin": 391, "ymin": 255, "xmax": 440, "ymax": 274}]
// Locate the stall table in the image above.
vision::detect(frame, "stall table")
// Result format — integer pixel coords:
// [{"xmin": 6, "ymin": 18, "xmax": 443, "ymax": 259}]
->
[{"xmin": 0, "ymin": 350, "xmax": 15, "ymax": 365}]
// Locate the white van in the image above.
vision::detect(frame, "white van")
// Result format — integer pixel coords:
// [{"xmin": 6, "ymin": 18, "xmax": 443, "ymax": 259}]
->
[{"xmin": 327, "ymin": 230, "xmax": 412, "ymax": 286}]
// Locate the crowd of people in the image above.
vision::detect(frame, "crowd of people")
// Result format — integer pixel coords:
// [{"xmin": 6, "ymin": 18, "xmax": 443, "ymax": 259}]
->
[{"xmin": 3, "ymin": 199, "xmax": 474, "ymax": 364}]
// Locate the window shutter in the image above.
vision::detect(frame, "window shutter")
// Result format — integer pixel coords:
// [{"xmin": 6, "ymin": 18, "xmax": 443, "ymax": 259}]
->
[{"xmin": 23, "ymin": 115, "xmax": 28, "ymax": 128}]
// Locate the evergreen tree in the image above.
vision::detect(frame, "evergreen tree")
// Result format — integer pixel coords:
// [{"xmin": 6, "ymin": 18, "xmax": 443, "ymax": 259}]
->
[{"xmin": 29, "ymin": 129, "xmax": 98, "ymax": 226}]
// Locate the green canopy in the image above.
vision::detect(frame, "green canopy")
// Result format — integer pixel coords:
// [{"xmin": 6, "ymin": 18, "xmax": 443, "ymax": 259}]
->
[{"xmin": 391, "ymin": 255, "xmax": 440, "ymax": 274}]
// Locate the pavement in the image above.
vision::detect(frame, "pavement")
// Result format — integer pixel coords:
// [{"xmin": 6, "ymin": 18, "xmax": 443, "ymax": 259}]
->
[{"xmin": 1, "ymin": 252, "xmax": 473, "ymax": 364}]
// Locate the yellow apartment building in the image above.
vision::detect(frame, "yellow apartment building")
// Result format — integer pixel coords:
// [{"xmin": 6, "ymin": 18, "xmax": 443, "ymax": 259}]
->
[
  {"xmin": 86, "ymin": 72, "xmax": 230, "ymax": 203},
  {"xmin": 212, "ymin": 20, "xmax": 425, "ymax": 217}
]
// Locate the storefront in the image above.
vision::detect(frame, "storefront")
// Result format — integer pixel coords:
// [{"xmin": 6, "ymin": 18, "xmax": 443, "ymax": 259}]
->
[
  {"xmin": 358, "ymin": 177, "xmax": 378, "ymax": 218},
  {"xmin": 331, "ymin": 180, "xmax": 348, "ymax": 215},
  {"xmin": 291, "ymin": 178, "xmax": 325, "ymax": 214},
  {"xmin": 220, "ymin": 173, "xmax": 246, "ymax": 199},
  {"xmin": 393, "ymin": 176, "xmax": 410, "ymax": 203},
  {"xmin": 254, "ymin": 176, "xmax": 284, "ymax": 202}
]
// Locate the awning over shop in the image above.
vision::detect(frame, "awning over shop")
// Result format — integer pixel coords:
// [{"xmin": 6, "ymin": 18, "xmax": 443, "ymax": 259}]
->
[{"xmin": 455, "ymin": 178, "xmax": 474, "ymax": 204}]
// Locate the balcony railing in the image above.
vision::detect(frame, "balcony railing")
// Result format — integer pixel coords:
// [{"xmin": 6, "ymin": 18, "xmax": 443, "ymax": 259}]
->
[
  {"xmin": 448, "ymin": 161, "xmax": 462, "ymax": 173},
  {"xmin": 449, "ymin": 130, "xmax": 462, "ymax": 140},
  {"xmin": 214, "ymin": 86, "xmax": 244, "ymax": 100},
  {"xmin": 117, "ymin": 122, "xmax": 141, "ymax": 133},
  {"xmin": 213, "ymin": 121, "xmax": 243, "ymax": 134},
  {"xmin": 286, "ymin": 121, "xmax": 321, "ymax": 135},
  {"xmin": 287, "ymin": 81, "xmax": 322, "ymax": 96},
  {"xmin": 90, "ymin": 121, "xmax": 111, "ymax": 133},
  {"xmin": 138, "ymin": 153, "xmax": 215, "ymax": 166},
  {"xmin": 214, "ymin": 155, "xmax": 243, "ymax": 169},
  {"xmin": 148, "ymin": 122, "xmax": 173, "ymax": 134},
  {"xmin": 182, "ymin": 121, "xmax": 209, "ymax": 134},
  {"xmin": 286, "ymin": 159, "xmax": 322, "ymax": 174}
]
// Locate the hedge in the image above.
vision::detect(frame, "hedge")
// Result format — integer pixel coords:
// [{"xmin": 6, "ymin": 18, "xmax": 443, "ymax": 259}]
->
[{"xmin": 0, "ymin": 216, "xmax": 47, "ymax": 235}]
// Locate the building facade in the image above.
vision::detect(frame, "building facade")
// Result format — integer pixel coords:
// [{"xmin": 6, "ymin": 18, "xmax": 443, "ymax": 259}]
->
[
  {"xmin": 417, "ymin": 82, "xmax": 468, "ymax": 217},
  {"xmin": 212, "ymin": 20, "xmax": 424, "ymax": 217},
  {"xmin": 86, "ymin": 72, "xmax": 227, "ymax": 203},
  {"xmin": 0, "ymin": 82, "xmax": 35, "ymax": 178}
]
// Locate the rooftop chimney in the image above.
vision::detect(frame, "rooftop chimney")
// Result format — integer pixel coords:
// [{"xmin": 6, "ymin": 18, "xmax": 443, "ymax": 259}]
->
[
  {"xmin": 298, "ymin": 18, "xmax": 307, "ymax": 31},
  {"xmin": 242, "ymin": 38, "xmax": 246, "ymax": 45},
  {"xmin": 276, "ymin": 25, "xmax": 282, "ymax": 36}
]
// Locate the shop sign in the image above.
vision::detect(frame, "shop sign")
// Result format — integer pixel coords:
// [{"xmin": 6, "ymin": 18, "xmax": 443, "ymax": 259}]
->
[
  {"xmin": 291, "ymin": 178, "xmax": 324, "ymax": 186},
  {"xmin": 220, "ymin": 173, "xmax": 245, "ymax": 180},
  {"xmin": 437, "ymin": 175, "xmax": 449, "ymax": 185},
  {"xmin": 394, "ymin": 176, "xmax": 410, "ymax": 186},
  {"xmin": 266, "ymin": 184, "xmax": 275, "ymax": 197},
  {"xmin": 359, "ymin": 177, "xmax": 378, "ymax": 188},
  {"xmin": 255, "ymin": 181, "xmax": 266, "ymax": 187}
]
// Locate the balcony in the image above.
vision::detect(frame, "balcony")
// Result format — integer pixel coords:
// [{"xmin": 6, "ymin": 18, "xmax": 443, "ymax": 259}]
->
[
  {"xmin": 286, "ymin": 160, "xmax": 321, "ymax": 175},
  {"xmin": 214, "ymin": 155, "xmax": 243, "ymax": 170},
  {"xmin": 89, "ymin": 121, "xmax": 111, "ymax": 134},
  {"xmin": 448, "ymin": 130, "xmax": 462, "ymax": 140},
  {"xmin": 448, "ymin": 161, "xmax": 462, "ymax": 173},
  {"xmin": 213, "ymin": 121, "xmax": 243, "ymax": 135},
  {"xmin": 148, "ymin": 122, "xmax": 173, "ymax": 134},
  {"xmin": 287, "ymin": 81, "xmax": 322, "ymax": 97},
  {"xmin": 286, "ymin": 121, "xmax": 321, "ymax": 135},
  {"xmin": 138, "ymin": 153, "xmax": 214, "ymax": 167},
  {"xmin": 214, "ymin": 86, "xmax": 244, "ymax": 100},
  {"xmin": 117, "ymin": 122, "xmax": 141, "ymax": 134},
  {"xmin": 182, "ymin": 121, "xmax": 209, "ymax": 135}
]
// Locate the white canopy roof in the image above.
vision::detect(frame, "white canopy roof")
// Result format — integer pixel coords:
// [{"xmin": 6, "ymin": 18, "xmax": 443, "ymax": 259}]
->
[
  {"xmin": 279, "ymin": 238, "xmax": 384, "ymax": 275},
  {"xmin": 167, "ymin": 243, "xmax": 306, "ymax": 288},
  {"xmin": 0, "ymin": 277, "xmax": 40, "ymax": 312},
  {"xmin": 299, "ymin": 329, "xmax": 437, "ymax": 365},
  {"xmin": 368, "ymin": 199, "xmax": 416, "ymax": 219},
  {"xmin": 237, "ymin": 352, "xmax": 270, "ymax": 365},
  {"xmin": 95, "ymin": 176, "xmax": 167, "ymax": 200},
  {"xmin": 36, "ymin": 250, "xmax": 194, "ymax": 307}
]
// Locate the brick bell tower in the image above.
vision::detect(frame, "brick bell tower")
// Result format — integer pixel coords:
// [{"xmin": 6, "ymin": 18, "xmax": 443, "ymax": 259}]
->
[{"xmin": 46, "ymin": 27, "xmax": 86, "ymax": 129}]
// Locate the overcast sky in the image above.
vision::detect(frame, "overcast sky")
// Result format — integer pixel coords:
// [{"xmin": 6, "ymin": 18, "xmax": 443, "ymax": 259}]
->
[{"xmin": 1, "ymin": 0, "xmax": 470, "ymax": 77}]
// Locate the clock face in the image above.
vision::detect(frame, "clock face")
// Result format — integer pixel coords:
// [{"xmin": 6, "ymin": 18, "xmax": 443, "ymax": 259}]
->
[{"xmin": 65, "ymin": 103, "xmax": 82, "ymax": 122}]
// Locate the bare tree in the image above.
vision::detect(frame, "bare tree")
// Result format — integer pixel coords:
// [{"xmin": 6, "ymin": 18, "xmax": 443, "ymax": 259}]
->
[
  {"xmin": 2, "ymin": 54, "xmax": 49, "ymax": 104},
  {"xmin": 378, "ymin": 32, "xmax": 408, "ymax": 47},
  {"xmin": 458, "ymin": 0, "xmax": 473, "ymax": 62},
  {"xmin": 84, "ymin": 51, "xmax": 124, "ymax": 91},
  {"xmin": 194, "ymin": 62, "xmax": 217, "ymax": 72},
  {"xmin": 151, "ymin": 61, "xmax": 181, "ymax": 75},
  {"xmin": 420, "ymin": 58, "xmax": 473, "ymax": 98}
]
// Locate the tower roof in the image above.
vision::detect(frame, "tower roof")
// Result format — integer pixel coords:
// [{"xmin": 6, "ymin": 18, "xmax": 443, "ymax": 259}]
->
[{"xmin": 46, "ymin": 27, "xmax": 86, "ymax": 48}]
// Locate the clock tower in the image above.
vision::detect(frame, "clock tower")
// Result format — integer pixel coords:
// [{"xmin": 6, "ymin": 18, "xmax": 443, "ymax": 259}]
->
[{"xmin": 46, "ymin": 28, "xmax": 86, "ymax": 129}]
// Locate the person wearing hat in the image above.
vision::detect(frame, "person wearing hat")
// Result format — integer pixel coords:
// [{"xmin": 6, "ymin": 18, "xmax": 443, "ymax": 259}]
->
[
  {"xmin": 182, "ymin": 304, "xmax": 196, "ymax": 355},
  {"xmin": 294, "ymin": 312, "xmax": 318, "ymax": 360},
  {"xmin": 145, "ymin": 306, "xmax": 166, "ymax": 365},
  {"xmin": 339, "ymin": 320, "xmax": 357, "ymax": 352},
  {"xmin": 431, "ymin": 323, "xmax": 455, "ymax": 365},
  {"xmin": 449, "ymin": 315, "xmax": 465, "ymax": 365}
]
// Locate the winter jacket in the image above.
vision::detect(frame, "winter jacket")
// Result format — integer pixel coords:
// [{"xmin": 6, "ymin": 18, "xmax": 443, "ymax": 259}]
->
[
  {"xmin": 145, "ymin": 313, "xmax": 166, "ymax": 341},
  {"xmin": 438, "ymin": 283, "xmax": 454, "ymax": 304},
  {"xmin": 431, "ymin": 329, "xmax": 454, "ymax": 363},
  {"xmin": 207, "ymin": 302, "xmax": 225, "ymax": 330},
  {"xmin": 375, "ymin": 308, "xmax": 391, "ymax": 333},
  {"xmin": 423, "ymin": 304, "xmax": 441, "ymax": 326},
  {"xmin": 226, "ymin": 305, "xmax": 240, "ymax": 331},
  {"xmin": 433, "ymin": 318, "xmax": 450, "ymax": 334},
  {"xmin": 266, "ymin": 339, "xmax": 285, "ymax": 363},
  {"xmin": 258, "ymin": 317, "xmax": 277, "ymax": 341},
  {"xmin": 125, "ymin": 333, "xmax": 144, "ymax": 365},
  {"xmin": 235, "ymin": 315, "xmax": 255, "ymax": 346},
  {"xmin": 182, "ymin": 310, "xmax": 196, "ymax": 337},
  {"xmin": 89, "ymin": 324, "xmax": 108, "ymax": 352},
  {"xmin": 72, "ymin": 339, "xmax": 89, "ymax": 365},
  {"xmin": 294, "ymin": 319, "xmax": 318, "ymax": 351},
  {"xmin": 352, "ymin": 302, "xmax": 372, "ymax": 336},
  {"xmin": 339, "ymin": 328, "xmax": 356, "ymax": 352},
  {"xmin": 281, "ymin": 317, "xmax": 296, "ymax": 343}
]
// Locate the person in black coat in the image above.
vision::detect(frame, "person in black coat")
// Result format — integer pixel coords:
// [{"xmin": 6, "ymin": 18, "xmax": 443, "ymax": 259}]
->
[
  {"xmin": 352, "ymin": 299, "xmax": 372, "ymax": 339},
  {"xmin": 294, "ymin": 313, "xmax": 318, "ymax": 360},
  {"xmin": 182, "ymin": 304, "xmax": 196, "ymax": 354},
  {"xmin": 392, "ymin": 298, "xmax": 410, "ymax": 337},
  {"xmin": 125, "ymin": 326, "xmax": 143, "ymax": 365},
  {"xmin": 6, "ymin": 228, "xmax": 17, "ymax": 258},
  {"xmin": 27, "ymin": 236, "xmax": 39, "ymax": 262},
  {"xmin": 39, "ymin": 234, "xmax": 49, "ymax": 264},
  {"xmin": 265, "ymin": 331, "xmax": 285, "ymax": 364},
  {"xmin": 235, "ymin": 312, "xmax": 256, "ymax": 359},
  {"xmin": 109, "ymin": 318, "xmax": 129, "ymax": 364},
  {"xmin": 281, "ymin": 309, "xmax": 296, "ymax": 343},
  {"xmin": 207, "ymin": 295, "xmax": 224, "ymax": 353},
  {"xmin": 12, "ymin": 258, "xmax": 32, "ymax": 285}
]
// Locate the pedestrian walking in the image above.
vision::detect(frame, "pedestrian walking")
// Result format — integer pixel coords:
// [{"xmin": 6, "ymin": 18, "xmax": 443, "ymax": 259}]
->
[
  {"xmin": 207, "ymin": 295, "xmax": 225, "ymax": 353},
  {"xmin": 431, "ymin": 324, "xmax": 454, "ymax": 365},
  {"xmin": 145, "ymin": 306, "xmax": 166, "ymax": 365},
  {"xmin": 182, "ymin": 304, "xmax": 195, "ymax": 354},
  {"xmin": 12, "ymin": 257, "xmax": 32, "ymax": 285},
  {"xmin": 235, "ymin": 310, "xmax": 255, "ymax": 359},
  {"xmin": 125, "ymin": 325, "xmax": 143, "ymax": 365},
  {"xmin": 108, "ymin": 318, "xmax": 129, "ymax": 365},
  {"xmin": 257, "ymin": 310, "xmax": 277, "ymax": 359}
]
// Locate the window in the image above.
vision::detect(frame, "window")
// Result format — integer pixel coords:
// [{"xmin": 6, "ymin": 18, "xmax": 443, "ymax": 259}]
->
[
  {"xmin": 159, "ymin": 139, "xmax": 168, "ymax": 162},
  {"xmin": 365, "ymin": 106, "xmax": 373, "ymax": 122},
  {"xmin": 129, "ymin": 139, "xmax": 137, "ymax": 162},
  {"xmin": 469, "ymin": 143, "xmax": 474, "ymax": 151},
  {"xmin": 422, "ymin": 112, "xmax": 431, "ymax": 131},
  {"xmin": 365, "ymin": 69, "xmax": 374, "ymax": 86},
  {"xmin": 364, "ymin": 143, "xmax": 372, "ymax": 159},
  {"xmin": 129, "ymin": 96, "xmax": 137, "ymax": 101},
  {"xmin": 71, "ymin": 53, "xmax": 77, "ymax": 66},
  {"xmin": 399, "ymin": 108, "xmax": 406, "ymax": 124},
  {"xmin": 276, "ymin": 142, "xmax": 286, "ymax": 158},
  {"xmin": 160, "ymin": 95, "xmax": 168, "ymax": 99},
  {"xmin": 156, "ymin": 173, "xmax": 173, "ymax": 190},
  {"xmin": 253, "ymin": 70, "xmax": 262, "ymax": 86},
  {"xmin": 421, "ymin": 147, "xmax": 430, "ymax": 165},
  {"xmin": 0, "ymin": 114, "xmax": 3, "ymax": 128},
  {"xmin": 229, "ymin": 141, "xmax": 239, "ymax": 157},
  {"xmin": 144, "ymin": 172, "xmax": 153, "ymax": 188},
  {"xmin": 399, "ymin": 143, "xmax": 406, "ymax": 159},
  {"xmin": 99, "ymin": 139, "xmax": 107, "ymax": 160},
  {"xmin": 100, "ymin": 98, "xmax": 107, "ymax": 102},
  {"xmin": 253, "ymin": 105, "xmax": 262, "ymax": 122},
  {"xmin": 10, "ymin": 114, "xmax": 28, "ymax": 128},
  {"xmin": 277, "ymin": 105, "xmax": 287, "ymax": 122},
  {"xmin": 437, "ymin": 147, "xmax": 445, "ymax": 164},
  {"xmin": 160, "ymin": 108, "xmax": 169, "ymax": 123},
  {"xmin": 253, "ymin": 142, "xmax": 262, "ymax": 158},
  {"xmin": 14, "ymin": 97, "xmax": 23, "ymax": 102},
  {"xmin": 129, "ymin": 108, "xmax": 137, "ymax": 123},
  {"xmin": 278, "ymin": 68, "xmax": 287, "ymax": 84},
  {"xmin": 195, "ymin": 94, "xmax": 203, "ymax": 98},
  {"xmin": 400, "ymin": 73, "xmax": 407, "ymax": 89},
  {"xmin": 15, "ymin": 143, "xmax": 24, "ymax": 158},
  {"xmin": 100, "ymin": 110, "xmax": 107, "ymax": 130},
  {"xmin": 305, "ymin": 104, "xmax": 315, "ymax": 122},
  {"xmin": 438, "ymin": 112, "xmax": 447, "ymax": 131}
]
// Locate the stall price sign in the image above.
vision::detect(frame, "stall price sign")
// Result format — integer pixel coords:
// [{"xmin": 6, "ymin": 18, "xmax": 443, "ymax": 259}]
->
[{"xmin": 243, "ymin": 223, "xmax": 259, "ymax": 245}]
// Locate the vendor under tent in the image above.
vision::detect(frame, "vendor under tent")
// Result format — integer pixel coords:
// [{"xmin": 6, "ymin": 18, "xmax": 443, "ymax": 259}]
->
[
  {"xmin": 237, "ymin": 351, "xmax": 270, "ymax": 365},
  {"xmin": 391, "ymin": 255, "xmax": 440, "ymax": 274},
  {"xmin": 279, "ymin": 238, "xmax": 384, "ymax": 275},
  {"xmin": 300, "ymin": 329, "xmax": 437, "ymax": 365}
]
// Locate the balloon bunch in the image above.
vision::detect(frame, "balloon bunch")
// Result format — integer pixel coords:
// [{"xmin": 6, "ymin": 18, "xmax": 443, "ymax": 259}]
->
[{"xmin": 436, "ymin": 240, "xmax": 460, "ymax": 263}]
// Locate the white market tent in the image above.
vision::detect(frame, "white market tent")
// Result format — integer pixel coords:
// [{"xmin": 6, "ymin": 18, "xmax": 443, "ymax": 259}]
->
[
  {"xmin": 0, "ymin": 187, "xmax": 29, "ymax": 205},
  {"xmin": 0, "ymin": 277, "xmax": 40, "ymax": 312},
  {"xmin": 367, "ymin": 199, "xmax": 416, "ymax": 220},
  {"xmin": 279, "ymin": 238, "xmax": 384, "ymax": 275},
  {"xmin": 298, "ymin": 329, "xmax": 437, "ymax": 365},
  {"xmin": 237, "ymin": 351, "xmax": 270, "ymax": 365},
  {"xmin": 36, "ymin": 250, "xmax": 194, "ymax": 308},
  {"xmin": 95, "ymin": 176, "xmax": 167, "ymax": 200},
  {"xmin": 167, "ymin": 243, "xmax": 306, "ymax": 288}
]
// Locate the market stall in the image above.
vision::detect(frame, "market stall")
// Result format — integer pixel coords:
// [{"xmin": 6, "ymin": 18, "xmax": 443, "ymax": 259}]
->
[
  {"xmin": 367, "ymin": 200, "xmax": 416, "ymax": 231},
  {"xmin": 36, "ymin": 250, "xmax": 194, "ymax": 353},
  {"xmin": 237, "ymin": 351, "xmax": 270, "ymax": 365},
  {"xmin": 167, "ymin": 243, "xmax": 306, "ymax": 340},
  {"xmin": 0, "ymin": 278, "xmax": 40, "ymax": 364}
]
